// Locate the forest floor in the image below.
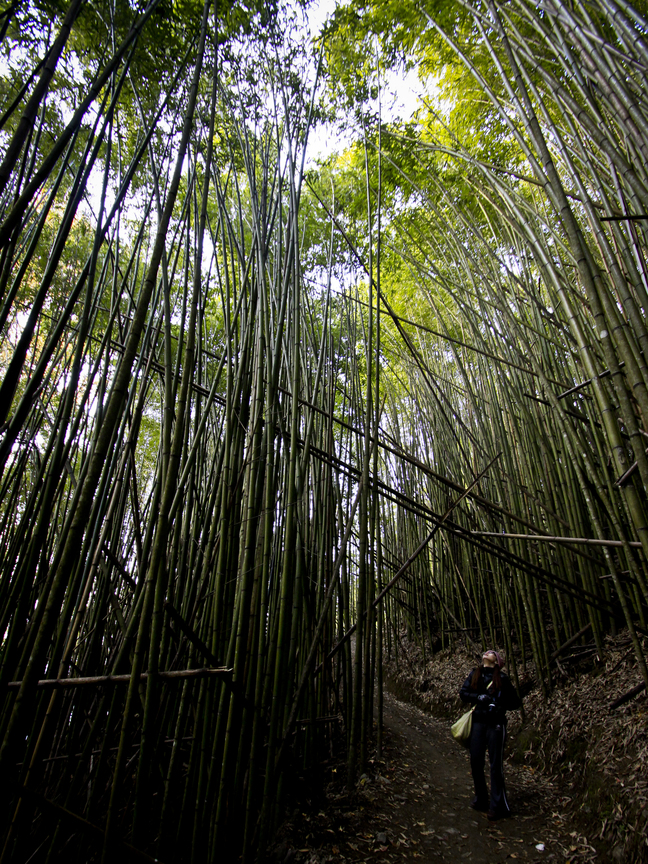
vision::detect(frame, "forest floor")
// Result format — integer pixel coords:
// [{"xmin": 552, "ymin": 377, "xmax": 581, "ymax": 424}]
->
[
  {"xmin": 269, "ymin": 633, "xmax": 648, "ymax": 864},
  {"xmin": 269, "ymin": 691, "xmax": 598, "ymax": 864}
]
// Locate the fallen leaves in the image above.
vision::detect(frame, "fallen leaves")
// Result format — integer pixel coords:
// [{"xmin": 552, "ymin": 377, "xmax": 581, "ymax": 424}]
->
[
  {"xmin": 384, "ymin": 629, "xmax": 648, "ymax": 864},
  {"xmin": 269, "ymin": 631, "xmax": 647, "ymax": 864}
]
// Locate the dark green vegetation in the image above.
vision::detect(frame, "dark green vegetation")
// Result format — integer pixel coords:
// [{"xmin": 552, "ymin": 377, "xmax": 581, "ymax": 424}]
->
[{"xmin": 1, "ymin": 0, "xmax": 647, "ymax": 860}]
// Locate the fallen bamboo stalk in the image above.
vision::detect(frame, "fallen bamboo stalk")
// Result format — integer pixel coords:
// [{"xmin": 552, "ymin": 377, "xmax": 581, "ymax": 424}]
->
[
  {"xmin": 339, "ymin": 287, "xmax": 573, "ymax": 388},
  {"xmin": 610, "ymin": 682, "xmax": 647, "ymax": 709},
  {"xmin": 441, "ymin": 524, "xmax": 613, "ymax": 614},
  {"xmin": 319, "ymin": 453, "xmax": 503, "ymax": 667},
  {"xmin": 295, "ymin": 715, "xmax": 342, "ymax": 726},
  {"xmin": 324, "ymin": 448, "xmax": 606, "ymax": 576},
  {"xmin": 164, "ymin": 605, "xmax": 256, "ymax": 709},
  {"xmin": 549, "ymin": 622, "xmax": 592, "ymax": 663},
  {"xmin": 469, "ymin": 531, "xmax": 641, "ymax": 548},
  {"xmin": 614, "ymin": 446, "xmax": 648, "ymax": 486},
  {"xmin": 560, "ymin": 647, "xmax": 598, "ymax": 662},
  {"xmin": 330, "ymin": 463, "xmax": 612, "ymax": 613},
  {"xmin": 163, "ymin": 601, "xmax": 219, "ymax": 666},
  {"xmin": 18, "ymin": 737, "xmax": 196, "ymax": 765},
  {"xmin": 279, "ymin": 381, "xmax": 577, "ymax": 541},
  {"xmin": 556, "ymin": 364, "xmax": 620, "ymax": 400},
  {"xmin": 523, "ymin": 392, "xmax": 598, "ymax": 426},
  {"xmin": 600, "ymin": 215, "xmax": 648, "ymax": 221},
  {"xmin": 5, "ymin": 667, "xmax": 232, "ymax": 690}
]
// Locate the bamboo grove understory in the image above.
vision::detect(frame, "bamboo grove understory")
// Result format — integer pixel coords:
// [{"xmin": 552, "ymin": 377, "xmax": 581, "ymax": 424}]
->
[{"xmin": 1, "ymin": 0, "xmax": 648, "ymax": 859}]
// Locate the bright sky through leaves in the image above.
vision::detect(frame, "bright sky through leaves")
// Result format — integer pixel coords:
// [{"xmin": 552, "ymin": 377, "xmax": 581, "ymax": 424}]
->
[{"xmin": 305, "ymin": 0, "xmax": 422, "ymax": 161}]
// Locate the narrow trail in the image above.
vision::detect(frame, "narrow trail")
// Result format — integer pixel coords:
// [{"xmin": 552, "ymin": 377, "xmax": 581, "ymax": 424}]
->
[
  {"xmin": 373, "ymin": 690, "xmax": 599, "ymax": 863},
  {"xmin": 273, "ymin": 686, "xmax": 602, "ymax": 863}
]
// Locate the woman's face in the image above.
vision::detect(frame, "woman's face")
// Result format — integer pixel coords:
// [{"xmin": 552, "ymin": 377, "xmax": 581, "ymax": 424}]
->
[{"xmin": 482, "ymin": 651, "xmax": 497, "ymax": 668}]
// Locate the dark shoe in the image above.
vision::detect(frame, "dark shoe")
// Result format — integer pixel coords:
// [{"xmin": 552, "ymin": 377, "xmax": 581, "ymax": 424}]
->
[
  {"xmin": 470, "ymin": 797, "xmax": 489, "ymax": 811},
  {"xmin": 487, "ymin": 809, "xmax": 510, "ymax": 821}
]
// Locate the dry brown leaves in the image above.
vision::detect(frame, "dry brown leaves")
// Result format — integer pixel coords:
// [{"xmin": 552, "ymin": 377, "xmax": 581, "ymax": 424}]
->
[
  {"xmin": 384, "ymin": 631, "xmax": 648, "ymax": 863},
  {"xmin": 268, "ymin": 745, "xmax": 435, "ymax": 864},
  {"xmin": 268, "ymin": 633, "xmax": 648, "ymax": 863}
]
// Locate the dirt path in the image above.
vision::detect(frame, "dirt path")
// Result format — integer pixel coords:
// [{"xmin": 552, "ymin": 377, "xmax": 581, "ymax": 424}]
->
[
  {"xmin": 272, "ymin": 690, "xmax": 602, "ymax": 863},
  {"xmin": 378, "ymin": 690, "xmax": 599, "ymax": 863}
]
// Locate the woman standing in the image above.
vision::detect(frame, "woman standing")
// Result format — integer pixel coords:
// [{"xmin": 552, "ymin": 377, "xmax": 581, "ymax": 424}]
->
[{"xmin": 459, "ymin": 649, "xmax": 522, "ymax": 820}]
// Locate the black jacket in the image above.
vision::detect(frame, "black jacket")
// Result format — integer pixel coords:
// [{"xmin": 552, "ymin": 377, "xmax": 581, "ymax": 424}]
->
[{"xmin": 460, "ymin": 667, "xmax": 522, "ymax": 725}]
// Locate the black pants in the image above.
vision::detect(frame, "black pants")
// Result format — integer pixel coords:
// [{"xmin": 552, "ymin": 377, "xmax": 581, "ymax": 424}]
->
[{"xmin": 469, "ymin": 720, "xmax": 510, "ymax": 815}]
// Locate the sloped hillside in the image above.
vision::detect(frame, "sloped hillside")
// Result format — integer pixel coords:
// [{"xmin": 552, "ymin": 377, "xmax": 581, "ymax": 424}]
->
[{"xmin": 384, "ymin": 633, "xmax": 648, "ymax": 862}]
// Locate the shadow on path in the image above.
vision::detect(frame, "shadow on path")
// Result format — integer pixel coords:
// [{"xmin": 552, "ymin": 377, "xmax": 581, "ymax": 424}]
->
[{"xmin": 270, "ymin": 687, "xmax": 601, "ymax": 863}]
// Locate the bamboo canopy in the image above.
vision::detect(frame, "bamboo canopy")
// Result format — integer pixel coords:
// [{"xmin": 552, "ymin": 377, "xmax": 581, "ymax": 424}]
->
[{"xmin": 0, "ymin": 0, "xmax": 647, "ymax": 860}]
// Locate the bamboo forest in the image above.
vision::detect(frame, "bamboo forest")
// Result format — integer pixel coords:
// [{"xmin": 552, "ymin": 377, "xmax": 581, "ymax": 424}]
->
[{"xmin": 1, "ymin": 0, "xmax": 648, "ymax": 860}]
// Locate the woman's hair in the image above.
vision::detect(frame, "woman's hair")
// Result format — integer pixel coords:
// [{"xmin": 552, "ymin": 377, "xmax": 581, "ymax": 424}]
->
[{"xmin": 470, "ymin": 664, "xmax": 503, "ymax": 691}]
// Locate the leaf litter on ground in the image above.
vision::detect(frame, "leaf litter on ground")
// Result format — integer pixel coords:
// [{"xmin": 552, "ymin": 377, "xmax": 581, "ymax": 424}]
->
[{"xmin": 269, "ymin": 632, "xmax": 648, "ymax": 863}]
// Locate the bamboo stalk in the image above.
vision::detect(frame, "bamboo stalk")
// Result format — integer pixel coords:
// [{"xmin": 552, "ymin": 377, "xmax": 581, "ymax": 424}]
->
[{"xmin": 470, "ymin": 531, "xmax": 643, "ymax": 547}]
